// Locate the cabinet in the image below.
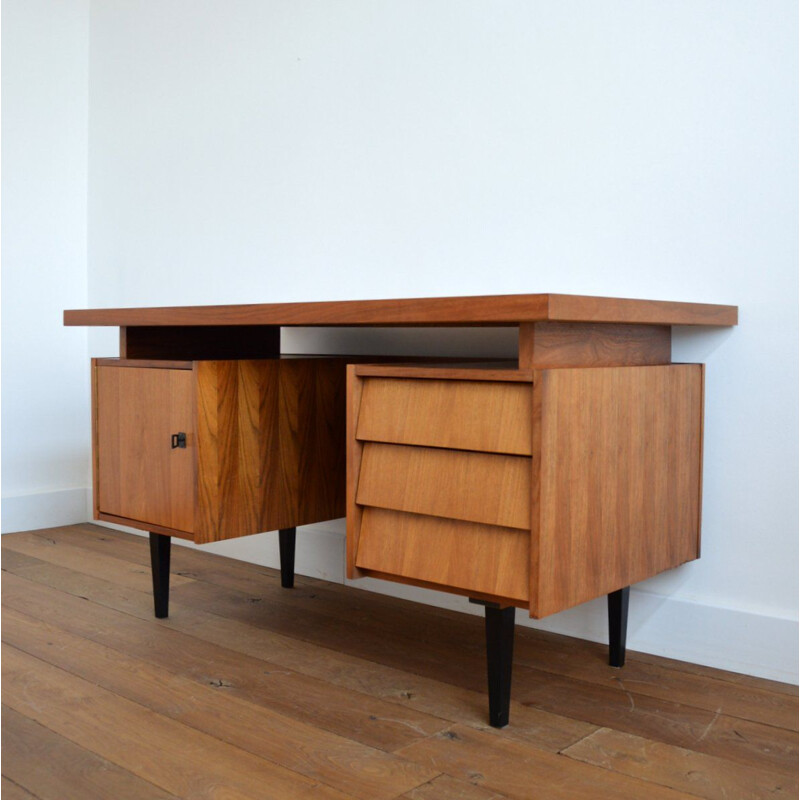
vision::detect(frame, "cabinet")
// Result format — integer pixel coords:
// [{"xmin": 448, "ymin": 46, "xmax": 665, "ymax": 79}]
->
[
  {"xmin": 92, "ymin": 357, "xmax": 347, "ymax": 544},
  {"xmin": 347, "ymin": 363, "xmax": 704, "ymax": 618}
]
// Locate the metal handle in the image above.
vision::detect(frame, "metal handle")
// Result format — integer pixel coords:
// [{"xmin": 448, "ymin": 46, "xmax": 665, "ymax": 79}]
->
[{"xmin": 171, "ymin": 432, "xmax": 187, "ymax": 449}]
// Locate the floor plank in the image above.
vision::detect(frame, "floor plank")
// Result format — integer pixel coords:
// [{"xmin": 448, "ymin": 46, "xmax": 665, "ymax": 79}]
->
[
  {"xmin": 562, "ymin": 727, "xmax": 798, "ymax": 800},
  {"xmin": 1, "ymin": 777, "xmax": 41, "ymax": 800},
  {"xmin": 29, "ymin": 524, "xmax": 798, "ymax": 727},
  {"xmin": 3, "ymin": 559, "xmax": 595, "ymax": 753},
  {"xmin": 2, "ymin": 533, "xmax": 194, "ymax": 593},
  {"xmin": 2, "ymin": 644, "xmax": 353, "ymax": 800},
  {"xmin": 395, "ymin": 725, "xmax": 698, "ymax": 800},
  {"xmin": 3, "ymin": 525, "xmax": 797, "ymax": 800},
  {"xmin": 402, "ymin": 773, "xmax": 511, "ymax": 800},
  {"xmin": 2, "ymin": 607, "xmax": 437, "ymax": 800},
  {"xmin": 1, "ymin": 569, "xmax": 449, "ymax": 753},
  {"xmin": 2, "ymin": 705, "xmax": 179, "ymax": 800}
]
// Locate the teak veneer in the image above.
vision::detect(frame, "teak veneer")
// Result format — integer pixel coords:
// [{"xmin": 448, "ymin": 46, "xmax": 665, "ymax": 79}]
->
[{"xmin": 68, "ymin": 292, "xmax": 737, "ymax": 728}]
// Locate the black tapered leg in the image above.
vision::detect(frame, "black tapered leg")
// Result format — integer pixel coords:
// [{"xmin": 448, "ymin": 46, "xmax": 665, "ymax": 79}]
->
[
  {"xmin": 484, "ymin": 604, "xmax": 516, "ymax": 728},
  {"xmin": 149, "ymin": 532, "xmax": 171, "ymax": 619},
  {"xmin": 278, "ymin": 527, "xmax": 296, "ymax": 589},
  {"xmin": 608, "ymin": 586, "xmax": 630, "ymax": 667}
]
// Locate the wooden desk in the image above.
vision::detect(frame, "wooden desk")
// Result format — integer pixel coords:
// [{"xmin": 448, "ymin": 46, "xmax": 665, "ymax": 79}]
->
[{"xmin": 65, "ymin": 293, "xmax": 737, "ymax": 726}]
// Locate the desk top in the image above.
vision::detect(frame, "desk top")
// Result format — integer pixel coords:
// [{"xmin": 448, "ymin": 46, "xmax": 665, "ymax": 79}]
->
[{"xmin": 64, "ymin": 293, "xmax": 737, "ymax": 328}]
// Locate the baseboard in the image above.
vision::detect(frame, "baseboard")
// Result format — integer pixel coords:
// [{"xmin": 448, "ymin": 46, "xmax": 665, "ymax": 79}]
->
[{"xmin": 1, "ymin": 488, "xmax": 90, "ymax": 534}]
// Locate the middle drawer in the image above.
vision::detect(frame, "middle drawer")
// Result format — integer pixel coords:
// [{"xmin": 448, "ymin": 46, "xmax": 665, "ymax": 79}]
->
[{"xmin": 356, "ymin": 442, "xmax": 531, "ymax": 530}]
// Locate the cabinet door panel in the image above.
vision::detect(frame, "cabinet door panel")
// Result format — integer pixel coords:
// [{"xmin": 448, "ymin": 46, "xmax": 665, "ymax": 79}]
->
[{"xmin": 96, "ymin": 366, "xmax": 195, "ymax": 533}]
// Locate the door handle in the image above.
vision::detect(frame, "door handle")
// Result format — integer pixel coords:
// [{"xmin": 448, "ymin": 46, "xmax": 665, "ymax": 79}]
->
[{"xmin": 171, "ymin": 432, "xmax": 187, "ymax": 449}]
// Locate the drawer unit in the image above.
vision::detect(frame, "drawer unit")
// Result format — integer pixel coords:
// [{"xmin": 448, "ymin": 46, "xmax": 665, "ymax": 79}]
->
[
  {"xmin": 93, "ymin": 357, "xmax": 347, "ymax": 543},
  {"xmin": 347, "ymin": 364, "xmax": 704, "ymax": 618}
]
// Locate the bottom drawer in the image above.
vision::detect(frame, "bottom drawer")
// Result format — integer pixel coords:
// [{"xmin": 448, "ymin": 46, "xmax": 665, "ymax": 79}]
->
[{"xmin": 355, "ymin": 507, "xmax": 529, "ymax": 603}]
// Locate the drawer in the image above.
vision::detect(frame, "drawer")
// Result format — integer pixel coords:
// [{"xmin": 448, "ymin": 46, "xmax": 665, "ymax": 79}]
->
[
  {"xmin": 356, "ymin": 377, "xmax": 531, "ymax": 455},
  {"xmin": 93, "ymin": 358, "xmax": 348, "ymax": 543},
  {"xmin": 356, "ymin": 442, "xmax": 530, "ymax": 530},
  {"xmin": 356, "ymin": 508, "xmax": 529, "ymax": 602}
]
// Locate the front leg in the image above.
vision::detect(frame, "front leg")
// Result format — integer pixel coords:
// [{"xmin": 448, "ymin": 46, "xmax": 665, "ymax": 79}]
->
[
  {"xmin": 278, "ymin": 527, "xmax": 296, "ymax": 588},
  {"xmin": 149, "ymin": 532, "xmax": 171, "ymax": 619},
  {"xmin": 471, "ymin": 599, "xmax": 516, "ymax": 728},
  {"xmin": 608, "ymin": 586, "xmax": 630, "ymax": 667}
]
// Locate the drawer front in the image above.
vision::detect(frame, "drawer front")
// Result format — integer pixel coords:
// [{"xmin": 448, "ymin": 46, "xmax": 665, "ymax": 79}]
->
[
  {"xmin": 356, "ymin": 442, "xmax": 530, "ymax": 530},
  {"xmin": 95, "ymin": 366, "xmax": 195, "ymax": 533},
  {"xmin": 356, "ymin": 378, "xmax": 531, "ymax": 455},
  {"xmin": 356, "ymin": 507, "xmax": 529, "ymax": 602}
]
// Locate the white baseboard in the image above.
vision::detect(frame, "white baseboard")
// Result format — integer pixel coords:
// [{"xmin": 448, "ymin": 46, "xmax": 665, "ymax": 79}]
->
[
  {"xmin": 87, "ymin": 514, "xmax": 799, "ymax": 685},
  {"xmin": 1, "ymin": 488, "xmax": 90, "ymax": 533}
]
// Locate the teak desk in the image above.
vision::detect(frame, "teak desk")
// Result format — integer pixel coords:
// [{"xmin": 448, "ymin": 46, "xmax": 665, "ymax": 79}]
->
[{"xmin": 65, "ymin": 293, "xmax": 737, "ymax": 727}]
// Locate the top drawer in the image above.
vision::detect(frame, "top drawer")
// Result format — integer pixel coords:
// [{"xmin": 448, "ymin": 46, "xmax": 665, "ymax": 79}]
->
[{"xmin": 355, "ymin": 377, "xmax": 532, "ymax": 455}]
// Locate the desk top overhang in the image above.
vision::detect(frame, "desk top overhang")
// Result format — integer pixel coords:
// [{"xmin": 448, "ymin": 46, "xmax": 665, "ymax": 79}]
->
[{"xmin": 64, "ymin": 293, "xmax": 737, "ymax": 328}]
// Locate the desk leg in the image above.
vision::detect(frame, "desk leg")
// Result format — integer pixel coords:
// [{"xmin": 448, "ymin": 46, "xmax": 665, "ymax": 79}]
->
[
  {"xmin": 149, "ymin": 533, "xmax": 171, "ymax": 619},
  {"xmin": 608, "ymin": 586, "xmax": 630, "ymax": 667},
  {"xmin": 484, "ymin": 604, "xmax": 515, "ymax": 728},
  {"xmin": 279, "ymin": 527, "xmax": 296, "ymax": 589}
]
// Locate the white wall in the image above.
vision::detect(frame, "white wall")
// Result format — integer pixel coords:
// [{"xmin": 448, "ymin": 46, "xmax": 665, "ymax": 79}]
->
[
  {"xmin": 5, "ymin": 0, "xmax": 796, "ymax": 682},
  {"xmin": 1, "ymin": 0, "xmax": 91, "ymax": 531}
]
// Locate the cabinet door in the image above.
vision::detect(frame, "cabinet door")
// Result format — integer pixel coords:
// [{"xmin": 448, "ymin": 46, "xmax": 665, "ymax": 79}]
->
[{"xmin": 95, "ymin": 366, "xmax": 195, "ymax": 533}]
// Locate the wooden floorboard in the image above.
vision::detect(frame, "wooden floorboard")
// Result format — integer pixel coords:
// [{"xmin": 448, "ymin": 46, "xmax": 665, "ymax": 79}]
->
[{"xmin": 2, "ymin": 524, "xmax": 797, "ymax": 800}]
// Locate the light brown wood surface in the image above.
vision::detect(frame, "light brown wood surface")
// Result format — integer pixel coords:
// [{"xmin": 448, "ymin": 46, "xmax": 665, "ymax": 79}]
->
[
  {"xmin": 95, "ymin": 364, "xmax": 195, "ymax": 534},
  {"xmin": 65, "ymin": 293, "xmax": 738, "ymax": 328},
  {"xmin": 356, "ymin": 377, "xmax": 532, "ymax": 454},
  {"xmin": 194, "ymin": 357, "xmax": 346, "ymax": 542},
  {"xmin": 357, "ymin": 443, "xmax": 531, "ymax": 530},
  {"xmin": 518, "ymin": 321, "xmax": 671, "ymax": 368},
  {"xmin": 532, "ymin": 364, "xmax": 704, "ymax": 616},
  {"xmin": 2, "ymin": 525, "xmax": 796, "ymax": 800},
  {"xmin": 356, "ymin": 508, "xmax": 530, "ymax": 601}
]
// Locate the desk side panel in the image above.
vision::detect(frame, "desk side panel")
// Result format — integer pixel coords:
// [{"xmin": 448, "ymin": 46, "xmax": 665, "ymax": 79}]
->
[{"xmin": 532, "ymin": 365, "xmax": 703, "ymax": 618}]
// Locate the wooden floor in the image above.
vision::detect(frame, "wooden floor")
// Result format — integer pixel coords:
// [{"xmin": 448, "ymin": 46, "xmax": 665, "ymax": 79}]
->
[{"xmin": 1, "ymin": 525, "xmax": 797, "ymax": 800}]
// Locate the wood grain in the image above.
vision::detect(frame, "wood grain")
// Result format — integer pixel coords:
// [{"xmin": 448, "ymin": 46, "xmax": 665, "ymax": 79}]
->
[
  {"xmin": 355, "ymin": 508, "xmax": 529, "ymax": 601},
  {"xmin": 532, "ymin": 365, "xmax": 703, "ymax": 617},
  {"xmin": 395, "ymin": 724, "xmax": 698, "ymax": 800},
  {"xmin": 1, "ymin": 777, "xmax": 41, "ymax": 800},
  {"xmin": 2, "ymin": 705, "xmax": 179, "ymax": 800},
  {"xmin": 194, "ymin": 358, "xmax": 346, "ymax": 543},
  {"xmin": 2, "ymin": 645, "xmax": 353, "ymax": 800},
  {"xmin": 357, "ymin": 443, "xmax": 531, "ymax": 530},
  {"xmin": 120, "ymin": 324, "xmax": 280, "ymax": 360},
  {"xmin": 94, "ymin": 364, "xmax": 195, "ymax": 533},
  {"xmin": 357, "ymin": 378, "xmax": 532, "ymax": 455},
  {"xmin": 25, "ymin": 523, "xmax": 799, "ymax": 730},
  {"xmin": 1, "ymin": 557, "xmax": 588, "ymax": 753},
  {"xmin": 518, "ymin": 322, "xmax": 671, "ymax": 368},
  {"xmin": 562, "ymin": 727, "xmax": 798, "ymax": 800},
  {"xmin": 65, "ymin": 293, "xmax": 738, "ymax": 328},
  {"xmin": 3, "ymin": 609, "xmax": 437, "ymax": 800},
  {"xmin": 4, "ymin": 525, "xmax": 796, "ymax": 800}
]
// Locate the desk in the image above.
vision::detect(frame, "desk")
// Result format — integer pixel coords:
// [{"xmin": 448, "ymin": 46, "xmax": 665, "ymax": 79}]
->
[{"xmin": 65, "ymin": 293, "xmax": 737, "ymax": 726}]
